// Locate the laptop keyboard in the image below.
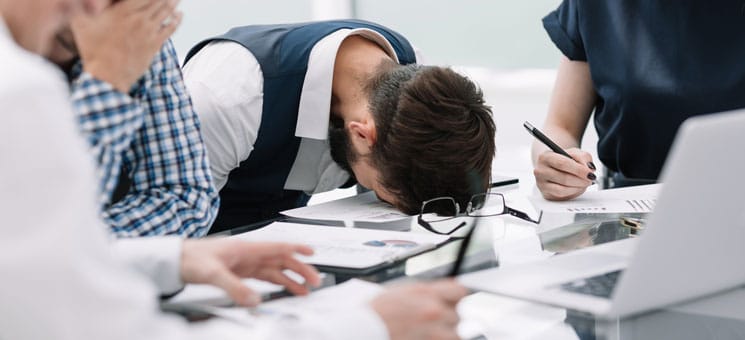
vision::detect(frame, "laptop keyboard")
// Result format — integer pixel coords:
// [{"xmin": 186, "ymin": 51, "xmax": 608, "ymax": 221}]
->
[{"xmin": 559, "ymin": 270, "xmax": 623, "ymax": 299}]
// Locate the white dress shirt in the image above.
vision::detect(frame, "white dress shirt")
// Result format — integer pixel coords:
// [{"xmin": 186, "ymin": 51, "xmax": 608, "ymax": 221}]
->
[
  {"xmin": 0, "ymin": 19, "xmax": 387, "ymax": 340},
  {"xmin": 184, "ymin": 28, "xmax": 415, "ymax": 194}
]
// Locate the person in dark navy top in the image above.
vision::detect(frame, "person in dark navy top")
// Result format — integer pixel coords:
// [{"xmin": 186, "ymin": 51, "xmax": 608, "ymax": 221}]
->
[
  {"xmin": 184, "ymin": 20, "xmax": 496, "ymax": 232},
  {"xmin": 531, "ymin": 0, "xmax": 745, "ymax": 201}
]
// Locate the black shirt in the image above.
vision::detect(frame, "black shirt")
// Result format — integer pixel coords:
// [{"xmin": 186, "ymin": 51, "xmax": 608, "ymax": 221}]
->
[{"xmin": 544, "ymin": 0, "xmax": 745, "ymax": 180}]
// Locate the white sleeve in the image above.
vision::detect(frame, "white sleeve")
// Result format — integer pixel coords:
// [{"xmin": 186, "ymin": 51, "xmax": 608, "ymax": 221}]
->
[
  {"xmin": 413, "ymin": 44, "xmax": 425, "ymax": 64},
  {"xmin": 0, "ymin": 59, "xmax": 245, "ymax": 340},
  {"xmin": 0, "ymin": 55, "xmax": 388, "ymax": 340},
  {"xmin": 111, "ymin": 237, "xmax": 184, "ymax": 295},
  {"xmin": 183, "ymin": 41, "xmax": 264, "ymax": 190}
]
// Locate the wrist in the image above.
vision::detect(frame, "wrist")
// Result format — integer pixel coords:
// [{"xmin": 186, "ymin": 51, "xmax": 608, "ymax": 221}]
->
[
  {"xmin": 83, "ymin": 61, "xmax": 131, "ymax": 93},
  {"xmin": 179, "ymin": 240, "xmax": 196, "ymax": 283}
]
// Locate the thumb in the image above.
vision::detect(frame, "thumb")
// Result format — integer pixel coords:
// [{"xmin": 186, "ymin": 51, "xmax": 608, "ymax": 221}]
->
[{"xmin": 212, "ymin": 267, "xmax": 261, "ymax": 307}]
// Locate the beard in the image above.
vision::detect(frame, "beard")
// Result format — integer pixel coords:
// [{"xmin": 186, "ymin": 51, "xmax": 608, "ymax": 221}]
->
[
  {"xmin": 46, "ymin": 28, "xmax": 79, "ymax": 72},
  {"xmin": 328, "ymin": 122, "xmax": 357, "ymax": 177},
  {"xmin": 54, "ymin": 26, "xmax": 78, "ymax": 56}
]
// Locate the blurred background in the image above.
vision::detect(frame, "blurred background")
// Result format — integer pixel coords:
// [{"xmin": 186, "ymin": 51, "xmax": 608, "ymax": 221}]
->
[
  {"xmin": 172, "ymin": 0, "xmax": 599, "ymax": 201},
  {"xmin": 171, "ymin": 0, "xmax": 563, "ymax": 69}
]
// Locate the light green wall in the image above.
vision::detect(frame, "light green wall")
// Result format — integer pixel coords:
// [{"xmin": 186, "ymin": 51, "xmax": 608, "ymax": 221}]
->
[
  {"xmin": 354, "ymin": 0, "xmax": 562, "ymax": 68},
  {"xmin": 172, "ymin": 0, "xmax": 562, "ymax": 69}
]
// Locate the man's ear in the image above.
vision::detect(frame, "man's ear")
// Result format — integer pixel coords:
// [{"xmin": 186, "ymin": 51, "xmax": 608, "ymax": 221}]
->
[{"xmin": 347, "ymin": 120, "xmax": 377, "ymax": 152}]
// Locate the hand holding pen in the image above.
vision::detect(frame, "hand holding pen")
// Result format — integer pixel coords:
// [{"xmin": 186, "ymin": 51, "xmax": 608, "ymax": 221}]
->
[{"xmin": 525, "ymin": 121, "xmax": 597, "ymax": 201}]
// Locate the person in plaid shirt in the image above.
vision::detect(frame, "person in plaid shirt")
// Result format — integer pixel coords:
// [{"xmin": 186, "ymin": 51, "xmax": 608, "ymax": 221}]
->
[{"xmin": 45, "ymin": 0, "xmax": 218, "ymax": 237}]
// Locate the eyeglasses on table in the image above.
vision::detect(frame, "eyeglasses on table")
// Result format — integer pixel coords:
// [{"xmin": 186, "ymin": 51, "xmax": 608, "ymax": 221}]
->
[{"xmin": 417, "ymin": 192, "xmax": 542, "ymax": 236}]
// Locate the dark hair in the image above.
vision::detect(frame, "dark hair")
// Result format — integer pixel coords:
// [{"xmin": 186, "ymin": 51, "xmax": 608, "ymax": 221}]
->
[
  {"xmin": 328, "ymin": 115, "xmax": 354, "ymax": 174},
  {"xmin": 367, "ymin": 62, "xmax": 496, "ymax": 214}
]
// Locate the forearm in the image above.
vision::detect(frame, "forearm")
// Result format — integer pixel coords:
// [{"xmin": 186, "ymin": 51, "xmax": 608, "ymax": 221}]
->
[
  {"xmin": 104, "ymin": 186, "xmax": 218, "ymax": 237},
  {"xmin": 112, "ymin": 237, "xmax": 184, "ymax": 295},
  {"xmin": 72, "ymin": 72, "xmax": 146, "ymax": 203},
  {"xmin": 530, "ymin": 125, "xmax": 583, "ymax": 165},
  {"xmin": 532, "ymin": 56, "xmax": 596, "ymax": 165},
  {"xmin": 103, "ymin": 40, "xmax": 219, "ymax": 238}
]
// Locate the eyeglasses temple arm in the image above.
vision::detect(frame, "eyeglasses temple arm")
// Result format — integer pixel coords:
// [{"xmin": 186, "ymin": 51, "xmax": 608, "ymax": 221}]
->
[
  {"xmin": 506, "ymin": 207, "xmax": 543, "ymax": 224},
  {"xmin": 417, "ymin": 215, "xmax": 466, "ymax": 236}
]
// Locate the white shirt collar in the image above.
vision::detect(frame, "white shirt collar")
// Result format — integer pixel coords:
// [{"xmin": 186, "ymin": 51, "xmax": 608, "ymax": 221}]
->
[{"xmin": 295, "ymin": 28, "xmax": 399, "ymax": 140}]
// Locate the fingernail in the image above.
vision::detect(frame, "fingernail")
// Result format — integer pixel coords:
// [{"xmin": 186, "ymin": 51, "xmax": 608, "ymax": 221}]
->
[
  {"xmin": 245, "ymin": 293, "xmax": 261, "ymax": 306},
  {"xmin": 587, "ymin": 173, "xmax": 597, "ymax": 181},
  {"xmin": 588, "ymin": 162, "xmax": 596, "ymax": 171}
]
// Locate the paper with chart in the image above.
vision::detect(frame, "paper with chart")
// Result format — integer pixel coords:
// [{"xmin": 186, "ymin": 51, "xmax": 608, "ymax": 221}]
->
[
  {"xmin": 281, "ymin": 191, "xmax": 409, "ymax": 223},
  {"xmin": 232, "ymin": 222, "xmax": 449, "ymax": 269},
  {"xmin": 529, "ymin": 184, "xmax": 661, "ymax": 213}
]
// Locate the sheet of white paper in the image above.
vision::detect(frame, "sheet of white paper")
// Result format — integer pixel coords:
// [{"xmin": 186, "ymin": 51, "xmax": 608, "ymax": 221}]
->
[
  {"xmin": 282, "ymin": 191, "xmax": 409, "ymax": 223},
  {"xmin": 192, "ymin": 279, "xmax": 384, "ymax": 328},
  {"xmin": 167, "ymin": 271, "xmax": 332, "ymax": 306},
  {"xmin": 529, "ymin": 184, "xmax": 662, "ymax": 213},
  {"xmin": 458, "ymin": 292, "xmax": 574, "ymax": 340},
  {"xmin": 260, "ymin": 279, "xmax": 383, "ymax": 314},
  {"xmin": 186, "ymin": 281, "xmax": 579, "ymax": 340},
  {"xmin": 232, "ymin": 222, "xmax": 449, "ymax": 269},
  {"xmin": 168, "ymin": 278, "xmax": 285, "ymax": 306}
]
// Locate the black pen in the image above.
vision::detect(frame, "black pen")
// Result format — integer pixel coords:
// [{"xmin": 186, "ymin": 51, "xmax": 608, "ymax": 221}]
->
[
  {"xmin": 523, "ymin": 121, "xmax": 574, "ymax": 160},
  {"xmin": 524, "ymin": 121, "xmax": 597, "ymax": 178},
  {"xmin": 448, "ymin": 220, "xmax": 477, "ymax": 277}
]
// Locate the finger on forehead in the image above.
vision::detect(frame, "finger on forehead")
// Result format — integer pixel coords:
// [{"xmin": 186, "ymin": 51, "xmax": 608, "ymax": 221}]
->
[
  {"xmin": 116, "ymin": 0, "xmax": 159, "ymax": 12},
  {"xmin": 148, "ymin": 0, "xmax": 180, "ymax": 21}
]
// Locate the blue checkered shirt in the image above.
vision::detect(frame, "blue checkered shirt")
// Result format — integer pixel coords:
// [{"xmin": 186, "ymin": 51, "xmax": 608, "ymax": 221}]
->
[{"xmin": 71, "ymin": 40, "xmax": 219, "ymax": 238}]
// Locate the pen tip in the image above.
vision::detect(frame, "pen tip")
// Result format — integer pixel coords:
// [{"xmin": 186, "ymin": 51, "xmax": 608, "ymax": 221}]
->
[{"xmin": 523, "ymin": 121, "xmax": 534, "ymax": 130}]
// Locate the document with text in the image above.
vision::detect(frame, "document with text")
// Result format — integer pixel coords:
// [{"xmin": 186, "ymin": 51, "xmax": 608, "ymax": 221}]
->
[
  {"xmin": 529, "ymin": 184, "xmax": 661, "ymax": 213},
  {"xmin": 231, "ymin": 222, "xmax": 449, "ymax": 269},
  {"xmin": 281, "ymin": 191, "xmax": 409, "ymax": 223},
  {"xmin": 180, "ymin": 279, "xmax": 384, "ymax": 327}
]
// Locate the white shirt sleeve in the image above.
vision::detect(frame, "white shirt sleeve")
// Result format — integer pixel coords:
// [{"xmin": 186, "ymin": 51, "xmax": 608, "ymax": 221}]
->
[
  {"xmin": 111, "ymin": 237, "xmax": 184, "ymax": 295},
  {"xmin": 0, "ymin": 39, "xmax": 389, "ymax": 339},
  {"xmin": 183, "ymin": 41, "xmax": 264, "ymax": 190},
  {"xmin": 413, "ymin": 44, "xmax": 424, "ymax": 64}
]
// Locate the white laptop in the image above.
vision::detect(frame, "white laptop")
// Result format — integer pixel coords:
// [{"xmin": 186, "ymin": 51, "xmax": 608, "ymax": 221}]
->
[{"xmin": 459, "ymin": 110, "xmax": 745, "ymax": 318}]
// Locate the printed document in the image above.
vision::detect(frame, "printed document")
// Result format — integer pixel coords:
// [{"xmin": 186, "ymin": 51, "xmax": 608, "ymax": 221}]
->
[
  {"xmin": 180, "ymin": 279, "xmax": 384, "ymax": 327},
  {"xmin": 232, "ymin": 222, "xmax": 449, "ymax": 269},
  {"xmin": 281, "ymin": 191, "xmax": 409, "ymax": 223},
  {"xmin": 530, "ymin": 184, "xmax": 661, "ymax": 213}
]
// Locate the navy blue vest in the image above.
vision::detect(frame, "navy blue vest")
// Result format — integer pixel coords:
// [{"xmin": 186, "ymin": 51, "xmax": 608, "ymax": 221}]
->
[{"xmin": 185, "ymin": 20, "xmax": 416, "ymax": 232}]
